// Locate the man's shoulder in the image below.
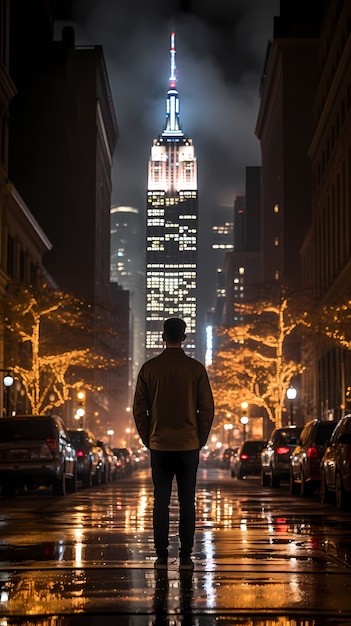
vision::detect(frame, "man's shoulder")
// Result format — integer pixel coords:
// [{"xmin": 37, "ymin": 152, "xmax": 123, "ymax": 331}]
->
[
  {"xmin": 140, "ymin": 350, "xmax": 207, "ymax": 372},
  {"xmin": 183, "ymin": 353, "xmax": 208, "ymax": 371},
  {"xmin": 140, "ymin": 352, "xmax": 165, "ymax": 370}
]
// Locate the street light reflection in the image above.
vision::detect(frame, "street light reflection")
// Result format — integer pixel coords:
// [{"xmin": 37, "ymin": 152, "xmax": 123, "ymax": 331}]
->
[
  {"xmin": 124, "ymin": 487, "xmax": 149, "ymax": 533},
  {"xmin": 74, "ymin": 529, "xmax": 84, "ymax": 566}
]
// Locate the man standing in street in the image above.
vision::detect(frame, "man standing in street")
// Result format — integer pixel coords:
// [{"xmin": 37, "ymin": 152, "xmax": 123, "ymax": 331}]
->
[{"xmin": 133, "ymin": 318, "xmax": 214, "ymax": 570}]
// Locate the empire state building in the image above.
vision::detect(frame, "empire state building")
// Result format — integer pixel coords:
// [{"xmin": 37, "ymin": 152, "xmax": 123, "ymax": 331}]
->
[{"xmin": 146, "ymin": 32, "xmax": 198, "ymax": 359}]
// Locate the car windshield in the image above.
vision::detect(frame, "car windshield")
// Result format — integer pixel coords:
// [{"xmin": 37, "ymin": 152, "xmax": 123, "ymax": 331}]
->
[
  {"xmin": 243, "ymin": 441, "xmax": 266, "ymax": 453},
  {"xmin": 0, "ymin": 419, "xmax": 55, "ymax": 442},
  {"xmin": 68, "ymin": 431, "xmax": 85, "ymax": 446},
  {"xmin": 276, "ymin": 429, "xmax": 301, "ymax": 445},
  {"xmin": 315, "ymin": 422, "xmax": 337, "ymax": 444}
]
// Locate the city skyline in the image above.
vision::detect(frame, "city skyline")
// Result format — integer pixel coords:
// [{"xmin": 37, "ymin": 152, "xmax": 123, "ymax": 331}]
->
[{"xmin": 55, "ymin": 1, "xmax": 280, "ymax": 319}]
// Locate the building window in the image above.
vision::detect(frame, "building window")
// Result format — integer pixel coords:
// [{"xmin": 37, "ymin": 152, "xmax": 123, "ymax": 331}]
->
[
  {"xmin": 7, "ymin": 233, "xmax": 14, "ymax": 277},
  {"xmin": 19, "ymin": 249, "xmax": 26, "ymax": 281},
  {"xmin": 30, "ymin": 262, "xmax": 36, "ymax": 285}
]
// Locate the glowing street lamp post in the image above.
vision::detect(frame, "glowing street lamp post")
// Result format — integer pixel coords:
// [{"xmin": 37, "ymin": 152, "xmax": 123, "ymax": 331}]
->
[
  {"xmin": 224, "ymin": 422, "xmax": 233, "ymax": 447},
  {"xmin": 286, "ymin": 386, "xmax": 297, "ymax": 426},
  {"xmin": 107, "ymin": 429, "xmax": 114, "ymax": 446},
  {"xmin": 2, "ymin": 371, "xmax": 14, "ymax": 417},
  {"xmin": 75, "ymin": 389, "xmax": 86, "ymax": 428},
  {"xmin": 240, "ymin": 401, "xmax": 249, "ymax": 441}
]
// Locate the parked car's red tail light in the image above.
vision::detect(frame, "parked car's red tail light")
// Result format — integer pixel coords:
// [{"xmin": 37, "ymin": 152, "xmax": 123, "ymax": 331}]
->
[
  {"xmin": 46, "ymin": 438, "xmax": 58, "ymax": 452},
  {"xmin": 307, "ymin": 446, "xmax": 319, "ymax": 458},
  {"xmin": 276, "ymin": 446, "xmax": 290, "ymax": 455},
  {"xmin": 240, "ymin": 453, "xmax": 249, "ymax": 460}
]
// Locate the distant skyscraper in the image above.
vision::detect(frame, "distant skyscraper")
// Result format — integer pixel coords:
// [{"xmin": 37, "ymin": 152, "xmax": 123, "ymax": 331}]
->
[
  {"xmin": 146, "ymin": 32, "xmax": 198, "ymax": 358},
  {"xmin": 110, "ymin": 205, "xmax": 145, "ymax": 387},
  {"xmin": 210, "ymin": 204, "xmax": 234, "ymax": 323}
]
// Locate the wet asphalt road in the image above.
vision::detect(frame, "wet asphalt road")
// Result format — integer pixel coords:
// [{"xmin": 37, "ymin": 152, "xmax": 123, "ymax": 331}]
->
[{"xmin": 0, "ymin": 466, "xmax": 351, "ymax": 625}]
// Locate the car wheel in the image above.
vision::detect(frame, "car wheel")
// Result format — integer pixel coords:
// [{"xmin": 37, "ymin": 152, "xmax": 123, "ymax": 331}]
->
[
  {"xmin": 82, "ymin": 468, "xmax": 93, "ymax": 489},
  {"xmin": 53, "ymin": 472, "xmax": 66, "ymax": 496},
  {"xmin": 336, "ymin": 472, "xmax": 347, "ymax": 510},
  {"xmin": 261, "ymin": 469, "xmax": 269, "ymax": 486},
  {"xmin": 300, "ymin": 470, "xmax": 312, "ymax": 497},
  {"xmin": 269, "ymin": 467, "xmax": 280, "ymax": 488},
  {"xmin": 66, "ymin": 466, "xmax": 77, "ymax": 493},
  {"xmin": 92, "ymin": 469, "xmax": 101, "ymax": 486},
  {"xmin": 101, "ymin": 465, "xmax": 109, "ymax": 484},
  {"xmin": 236, "ymin": 467, "xmax": 243, "ymax": 480},
  {"xmin": 289, "ymin": 471, "xmax": 298, "ymax": 495},
  {"xmin": 320, "ymin": 470, "xmax": 330, "ymax": 504}
]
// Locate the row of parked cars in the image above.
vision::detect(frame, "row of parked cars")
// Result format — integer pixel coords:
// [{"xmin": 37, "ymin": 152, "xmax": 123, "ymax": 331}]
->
[
  {"xmin": 229, "ymin": 414, "xmax": 351, "ymax": 511},
  {"xmin": 0, "ymin": 414, "xmax": 137, "ymax": 498}
]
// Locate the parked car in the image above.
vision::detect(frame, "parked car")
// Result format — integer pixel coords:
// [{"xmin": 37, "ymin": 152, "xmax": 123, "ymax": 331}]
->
[
  {"xmin": 0, "ymin": 415, "xmax": 77, "ymax": 497},
  {"xmin": 220, "ymin": 447, "xmax": 237, "ymax": 469},
  {"xmin": 68, "ymin": 428, "xmax": 102, "ymax": 488},
  {"xmin": 320, "ymin": 414, "xmax": 351, "ymax": 510},
  {"xmin": 104, "ymin": 444, "xmax": 119, "ymax": 482},
  {"xmin": 113, "ymin": 449, "xmax": 127, "ymax": 477},
  {"xmin": 261, "ymin": 426, "xmax": 302, "ymax": 487},
  {"xmin": 231, "ymin": 440, "xmax": 267, "ymax": 479},
  {"xmin": 96, "ymin": 440, "xmax": 115, "ymax": 483},
  {"xmin": 131, "ymin": 447, "xmax": 150, "ymax": 469},
  {"xmin": 289, "ymin": 418, "xmax": 338, "ymax": 496},
  {"xmin": 113, "ymin": 447, "xmax": 133, "ymax": 474}
]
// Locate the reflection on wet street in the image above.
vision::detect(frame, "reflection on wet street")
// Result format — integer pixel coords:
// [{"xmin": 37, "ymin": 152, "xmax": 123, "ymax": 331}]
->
[{"xmin": 0, "ymin": 467, "xmax": 351, "ymax": 624}]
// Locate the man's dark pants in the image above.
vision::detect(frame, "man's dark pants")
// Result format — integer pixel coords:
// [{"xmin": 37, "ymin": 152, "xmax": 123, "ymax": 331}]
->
[{"xmin": 150, "ymin": 449, "xmax": 199, "ymax": 558}]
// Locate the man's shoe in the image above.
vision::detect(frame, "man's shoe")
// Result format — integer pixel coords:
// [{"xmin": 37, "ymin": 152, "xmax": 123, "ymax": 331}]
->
[
  {"xmin": 154, "ymin": 557, "xmax": 168, "ymax": 570},
  {"xmin": 179, "ymin": 556, "xmax": 194, "ymax": 570}
]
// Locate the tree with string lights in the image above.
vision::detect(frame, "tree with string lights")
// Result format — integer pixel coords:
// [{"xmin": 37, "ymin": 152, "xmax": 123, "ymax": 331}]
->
[
  {"xmin": 210, "ymin": 297, "xmax": 306, "ymax": 429},
  {"xmin": 4, "ymin": 283, "xmax": 122, "ymax": 415}
]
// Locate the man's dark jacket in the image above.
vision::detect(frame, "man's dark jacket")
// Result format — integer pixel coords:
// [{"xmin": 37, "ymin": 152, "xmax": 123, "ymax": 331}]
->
[{"xmin": 133, "ymin": 347, "xmax": 214, "ymax": 451}]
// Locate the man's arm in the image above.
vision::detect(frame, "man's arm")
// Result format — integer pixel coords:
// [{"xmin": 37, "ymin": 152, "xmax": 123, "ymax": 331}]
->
[
  {"xmin": 133, "ymin": 369, "xmax": 151, "ymax": 448},
  {"xmin": 197, "ymin": 369, "xmax": 215, "ymax": 448}
]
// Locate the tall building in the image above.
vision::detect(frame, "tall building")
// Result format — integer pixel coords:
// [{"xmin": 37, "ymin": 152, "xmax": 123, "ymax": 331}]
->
[
  {"xmin": 255, "ymin": 4, "xmax": 321, "ymax": 291},
  {"xmin": 220, "ymin": 168, "xmax": 262, "ymax": 327},
  {"xmin": 146, "ymin": 33, "xmax": 198, "ymax": 359},
  {"xmin": 110, "ymin": 205, "xmax": 145, "ymax": 389},
  {"xmin": 209, "ymin": 203, "xmax": 234, "ymax": 326},
  {"xmin": 301, "ymin": 0, "xmax": 351, "ymax": 420},
  {"xmin": 8, "ymin": 13, "xmax": 128, "ymax": 441}
]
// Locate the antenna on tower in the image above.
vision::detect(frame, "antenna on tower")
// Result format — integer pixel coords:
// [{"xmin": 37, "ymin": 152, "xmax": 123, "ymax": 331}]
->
[{"xmin": 169, "ymin": 31, "xmax": 177, "ymax": 89}]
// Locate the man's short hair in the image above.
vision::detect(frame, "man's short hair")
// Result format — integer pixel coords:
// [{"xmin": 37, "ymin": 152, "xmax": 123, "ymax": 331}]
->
[{"xmin": 163, "ymin": 317, "xmax": 186, "ymax": 342}]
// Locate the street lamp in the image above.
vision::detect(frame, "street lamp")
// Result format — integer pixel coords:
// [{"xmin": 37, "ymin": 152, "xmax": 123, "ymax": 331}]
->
[
  {"xmin": 75, "ymin": 389, "xmax": 86, "ymax": 427},
  {"xmin": 240, "ymin": 415, "xmax": 249, "ymax": 441},
  {"xmin": 3, "ymin": 371, "xmax": 14, "ymax": 417},
  {"xmin": 286, "ymin": 386, "xmax": 297, "ymax": 425},
  {"xmin": 126, "ymin": 427, "xmax": 131, "ymax": 448},
  {"xmin": 107, "ymin": 429, "xmax": 114, "ymax": 446},
  {"xmin": 240, "ymin": 401, "xmax": 249, "ymax": 441},
  {"xmin": 224, "ymin": 422, "xmax": 233, "ymax": 447}
]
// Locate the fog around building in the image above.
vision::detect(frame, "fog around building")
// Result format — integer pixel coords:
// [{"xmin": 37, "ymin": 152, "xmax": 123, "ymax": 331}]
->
[{"xmin": 55, "ymin": 0, "xmax": 280, "ymax": 315}]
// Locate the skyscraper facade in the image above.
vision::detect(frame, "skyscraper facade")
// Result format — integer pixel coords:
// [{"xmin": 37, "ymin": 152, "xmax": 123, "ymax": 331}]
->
[
  {"xmin": 110, "ymin": 205, "xmax": 145, "ymax": 389},
  {"xmin": 146, "ymin": 33, "xmax": 198, "ymax": 359}
]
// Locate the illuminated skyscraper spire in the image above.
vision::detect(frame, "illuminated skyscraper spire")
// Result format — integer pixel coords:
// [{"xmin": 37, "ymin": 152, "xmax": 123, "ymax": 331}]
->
[
  {"xmin": 146, "ymin": 32, "xmax": 198, "ymax": 359},
  {"xmin": 163, "ymin": 31, "xmax": 182, "ymax": 135},
  {"xmin": 169, "ymin": 31, "xmax": 177, "ymax": 89}
]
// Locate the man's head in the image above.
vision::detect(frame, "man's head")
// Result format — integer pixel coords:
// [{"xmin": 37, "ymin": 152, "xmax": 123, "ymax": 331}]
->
[{"xmin": 162, "ymin": 318, "xmax": 186, "ymax": 346}]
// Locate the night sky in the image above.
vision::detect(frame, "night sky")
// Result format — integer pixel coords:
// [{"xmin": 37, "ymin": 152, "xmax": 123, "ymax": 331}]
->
[{"xmin": 55, "ymin": 0, "xmax": 280, "ymax": 316}]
